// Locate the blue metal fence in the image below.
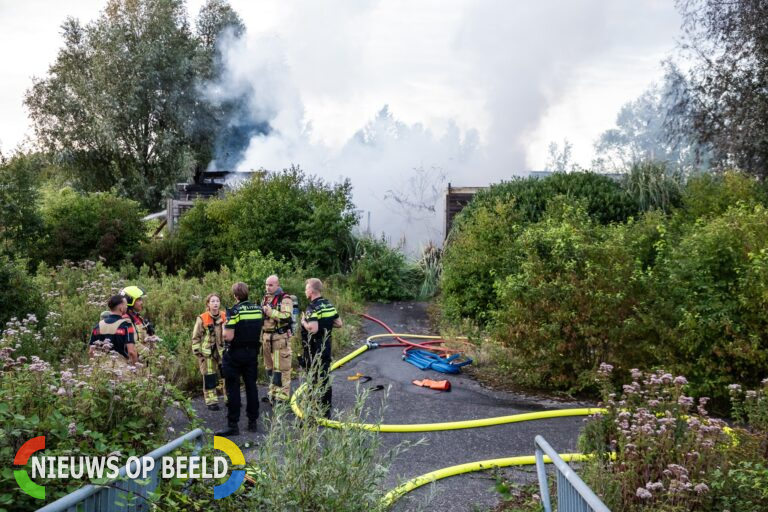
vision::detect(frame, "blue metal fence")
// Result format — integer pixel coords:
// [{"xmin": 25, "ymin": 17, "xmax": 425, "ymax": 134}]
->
[
  {"xmin": 37, "ymin": 428, "xmax": 205, "ymax": 512},
  {"xmin": 535, "ymin": 435, "xmax": 610, "ymax": 512}
]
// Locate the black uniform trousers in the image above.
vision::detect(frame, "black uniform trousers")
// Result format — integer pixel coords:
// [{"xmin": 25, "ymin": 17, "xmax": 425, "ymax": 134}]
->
[
  {"xmin": 222, "ymin": 346, "xmax": 259, "ymax": 425},
  {"xmin": 302, "ymin": 336, "xmax": 332, "ymax": 417}
]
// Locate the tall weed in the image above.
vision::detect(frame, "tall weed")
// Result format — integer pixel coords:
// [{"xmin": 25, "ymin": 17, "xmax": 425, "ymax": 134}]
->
[{"xmin": 243, "ymin": 364, "xmax": 413, "ymax": 512}]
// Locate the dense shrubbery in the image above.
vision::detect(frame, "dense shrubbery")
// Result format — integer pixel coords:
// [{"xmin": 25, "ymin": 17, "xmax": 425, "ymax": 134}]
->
[
  {"xmin": 1, "ymin": 155, "xmax": 148, "ymax": 269},
  {"xmin": 0, "ymin": 297, "xmax": 194, "ymax": 511},
  {"xmin": 0, "ymin": 154, "xmax": 45, "ymax": 260},
  {"xmin": 490, "ymin": 201, "xmax": 661, "ymax": 393},
  {"xmin": 575, "ymin": 365, "xmax": 768, "ymax": 512},
  {"xmin": 493, "ymin": 368, "xmax": 768, "ymax": 511},
  {"xmin": 442, "ymin": 172, "xmax": 639, "ymax": 321},
  {"xmin": 443, "ymin": 169, "xmax": 768, "ymax": 405},
  {"xmin": 345, "ymin": 236, "xmax": 423, "ymax": 302},
  {"xmin": 172, "ymin": 167, "xmax": 357, "ymax": 275},
  {"xmin": 657, "ymin": 202, "xmax": 768, "ymax": 402},
  {"xmin": 39, "ymin": 188, "xmax": 147, "ymax": 265},
  {"xmin": 0, "ymin": 256, "xmax": 46, "ymax": 327}
]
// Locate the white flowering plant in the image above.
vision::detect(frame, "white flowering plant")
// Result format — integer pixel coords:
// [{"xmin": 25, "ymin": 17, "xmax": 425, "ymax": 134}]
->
[{"xmin": 577, "ymin": 364, "xmax": 743, "ymax": 511}]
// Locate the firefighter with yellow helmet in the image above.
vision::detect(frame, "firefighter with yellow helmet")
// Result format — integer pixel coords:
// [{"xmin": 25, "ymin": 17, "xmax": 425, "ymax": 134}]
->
[{"xmin": 120, "ymin": 286, "xmax": 160, "ymax": 355}]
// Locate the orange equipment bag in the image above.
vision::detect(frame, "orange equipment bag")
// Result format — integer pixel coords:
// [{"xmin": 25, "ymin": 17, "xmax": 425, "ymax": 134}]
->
[{"xmin": 412, "ymin": 378, "xmax": 451, "ymax": 391}]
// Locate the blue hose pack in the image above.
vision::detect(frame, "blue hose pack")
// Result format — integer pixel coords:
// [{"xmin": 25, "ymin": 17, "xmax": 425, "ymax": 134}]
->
[{"xmin": 403, "ymin": 349, "xmax": 473, "ymax": 374}]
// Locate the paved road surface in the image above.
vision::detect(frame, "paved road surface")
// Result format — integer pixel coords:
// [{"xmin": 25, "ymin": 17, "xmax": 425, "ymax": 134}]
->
[
  {"xmin": 334, "ymin": 302, "xmax": 592, "ymax": 511},
  {"xmin": 179, "ymin": 301, "xmax": 594, "ymax": 511}
]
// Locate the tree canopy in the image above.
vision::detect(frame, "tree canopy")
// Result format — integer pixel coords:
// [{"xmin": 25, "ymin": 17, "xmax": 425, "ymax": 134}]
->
[
  {"xmin": 674, "ymin": 0, "xmax": 768, "ymax": 177},
  {"xmin": 24, "ymin": 0, "xmax": 247, "ymax": 208}
]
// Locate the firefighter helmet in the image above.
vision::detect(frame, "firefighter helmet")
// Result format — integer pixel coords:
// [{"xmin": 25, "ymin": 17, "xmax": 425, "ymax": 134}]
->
[{"xmin": 121, "ymin": 286, "xmax": 146, "ymax": 307}]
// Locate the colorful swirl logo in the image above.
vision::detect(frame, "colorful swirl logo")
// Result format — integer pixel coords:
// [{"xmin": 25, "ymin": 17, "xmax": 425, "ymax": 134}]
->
[
  {"xmin": 213, "ymin": 436, "xmax": 246, "ymax": 499},
  {"xmin": 14, "ymin": 436, "xmax": 46, "ymax": 499}
]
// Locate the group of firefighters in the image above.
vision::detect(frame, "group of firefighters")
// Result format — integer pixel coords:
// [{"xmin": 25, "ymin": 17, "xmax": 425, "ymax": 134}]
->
[{"xmin": 88, "ymin": 275, "xmax": 342, "ymax": 437}]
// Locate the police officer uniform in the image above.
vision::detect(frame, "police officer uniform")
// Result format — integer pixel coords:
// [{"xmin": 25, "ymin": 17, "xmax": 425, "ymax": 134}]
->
[
  {"xmin": 218, "ymin": 299, "xmax": 263, "ymax": 436},
  {"xmin": 301, "ymin": 296, "xmax": 339, "ymax": 417}
]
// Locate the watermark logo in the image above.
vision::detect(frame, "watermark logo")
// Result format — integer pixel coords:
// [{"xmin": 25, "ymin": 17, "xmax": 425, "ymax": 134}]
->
[
  {"xmin": 213, "ymin": 436, "xmax": 246, "ymax": 499},
  {"xmin": 13, "ymin": 435, "xmax": 246, "ymax": 501},
  {"xmin": 14, "ymin": 436, "xmax": 46, "ymax": 499}
]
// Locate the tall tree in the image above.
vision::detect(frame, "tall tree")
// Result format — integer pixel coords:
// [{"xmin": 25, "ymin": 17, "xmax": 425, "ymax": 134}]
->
[
  {"xmin": 675, "ymin": 0, "xmax": 768, "ymax": 178},
  {"xmin": 594, "ymin": 65, "xmax": 711, "ymax": 173},
  {"xmin": 189, "ymin": 0, "xmax": 254, "ymax": 175},
  {"xmin": 196, "ymin": 0, "xmax": 244, "ymax": 59},
  {"xmin": 26, "ymin": 0, "xmax": 201, "ymax": 208}
]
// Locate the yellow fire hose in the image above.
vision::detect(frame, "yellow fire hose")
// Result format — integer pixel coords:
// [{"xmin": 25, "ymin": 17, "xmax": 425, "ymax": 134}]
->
[
  {"xmin": 289, "ymin": 334, "xmax": 606, "ymax": 431},
  {"xmin": 381, "ymin": 453, "xmax": 591, "ymax": 507},
  {"xmin": 284, "ymin": 332, "xmax": 607, "ymax": 507}
]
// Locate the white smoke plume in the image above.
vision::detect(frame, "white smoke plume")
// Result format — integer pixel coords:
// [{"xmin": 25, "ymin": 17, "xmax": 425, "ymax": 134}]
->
[{"xmin": 201, "ymin": 0, "xmax": 679, "ymax": 253}]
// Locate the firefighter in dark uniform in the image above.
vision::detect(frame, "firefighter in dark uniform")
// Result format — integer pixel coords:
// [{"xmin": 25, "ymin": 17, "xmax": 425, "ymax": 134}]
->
[
  {"xmin": 216, "ymin": 282, "xmax": 264, "ymax": 436},
  {"xmin": 89, "ymin": 294, "xmax": 138, "ymax": 365},
  {"xmin": 300, "ymin": 278, "xmax": 343, "ymax": 418}
]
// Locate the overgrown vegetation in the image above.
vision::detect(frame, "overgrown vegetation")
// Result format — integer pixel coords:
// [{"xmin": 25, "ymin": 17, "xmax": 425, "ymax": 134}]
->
[
  {"xmin": 495, "ymin": 365, "xmax": 768, "ymax": 511},
  {"xmin": 171, "ymin": 167, "xmax": 357, "ymax": 275},
  {"xmin": 151, "ymin": 375, "xmax": 411, "ymax": 512},
  {"xmin": 0, "ymin": 255, "xmax": 369, "ymax": 510},
  {"xmin": 442, "ymin": 170, "xmax": 768, "ymax": 409},
  {"xmin": 441, "ymin": 172, "xmax": 638, "ymax": 323}
]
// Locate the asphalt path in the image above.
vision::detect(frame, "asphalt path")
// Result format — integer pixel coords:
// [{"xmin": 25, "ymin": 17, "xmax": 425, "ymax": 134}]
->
[
  {"xmin": 332, "ymin": 301, "xmax": 594, "ymax": 512},
  {"xmin": 178, "ymin": 301, "xmax": 594, "ymax": 511}
]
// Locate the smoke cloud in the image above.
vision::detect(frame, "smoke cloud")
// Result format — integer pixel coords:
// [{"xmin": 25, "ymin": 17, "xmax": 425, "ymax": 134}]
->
[{"xmin": 201, "ymin": 0, "xmax": 679, "ymax": 253}]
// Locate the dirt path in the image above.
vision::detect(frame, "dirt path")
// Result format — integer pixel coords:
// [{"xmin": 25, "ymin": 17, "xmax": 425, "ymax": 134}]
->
[{"xmin": 175, "ymin": 300, "xmax": 593, "ymax": 511}]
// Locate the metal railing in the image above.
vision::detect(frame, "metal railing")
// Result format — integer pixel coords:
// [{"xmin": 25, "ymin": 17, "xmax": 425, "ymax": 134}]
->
[
  {"xmin": 535, "ymin": 435, "xmax": 610, "ymax": 512},
  {"xmin": 37, "ymin": 428, "xmax": 205, "ymax": 512}
]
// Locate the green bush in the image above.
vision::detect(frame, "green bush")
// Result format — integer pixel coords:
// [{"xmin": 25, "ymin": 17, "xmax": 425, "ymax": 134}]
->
[
  {"xmin": 133, "ymin": 235, "xmax": 192, "ymax": 274},
  {"xmin": 173, "ymin": 167, "xmax": 357, "ymax": 275},
  {"xmin": 680, "ymin": 171, "xmax": 768, "ymax": 221},
  {"xmin": 234, "ymin": 250, "xmax": 299, "ymax": 291},
  {"xmin": 489, "ymin": 201, "xmax": 661, "ymax": 392},
  {"xmin": 39, "ymin": 187, "xmax": 147, "ymax": 266},
  {"xmin": 655, "ymin": 203, "xmax": 768, "ymax": 405},
  {"xmin": 710, "ymin": 462, "xmax": 768, "ymax": 512},
  {"xmin": 0, "ymin": 256, "xmax": 46, "ymax": 328},
  {"xmin": 441, "ymin": 172, "xmax": 639, "ymax": 323},
  {"xmin": 0, "ymin": 154, "xmax": 45, "ymax": 262},
  {"xmin": 346, "ymin": 236, "xmax": 422, "ymax": 302}
]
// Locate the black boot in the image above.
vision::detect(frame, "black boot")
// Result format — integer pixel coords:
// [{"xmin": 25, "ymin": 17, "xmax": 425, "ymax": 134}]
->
[
  {"xmin": 247, "ymin": 419, "xmax": 258, "ymax": 432},
  {"xmin": 215, "ymin": 423, "xmax": 239, "ymax": 436}
]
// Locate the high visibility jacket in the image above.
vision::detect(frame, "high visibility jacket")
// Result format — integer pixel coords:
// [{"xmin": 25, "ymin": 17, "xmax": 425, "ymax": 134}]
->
[
  {"xmin": 262, "ymin": 292, "xmax": 293, "ymax": 334},
  {"xmin": 89, "ymin": 314, "xmax": 135, "ymax": 359},
  {"xmin": 224, "ymin": 301, "xmax": 263, "ymax": 348},
  {"xmin": 192, "ymin": 311, "xmax": 227, "ymax": 357},
  {"xmin": 304, "ymin": 297, "xmax": 339, "ymax": 345},
  {"xmin": 126, "ymin": 309, "xmax": 153, "ymax": 345}
]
